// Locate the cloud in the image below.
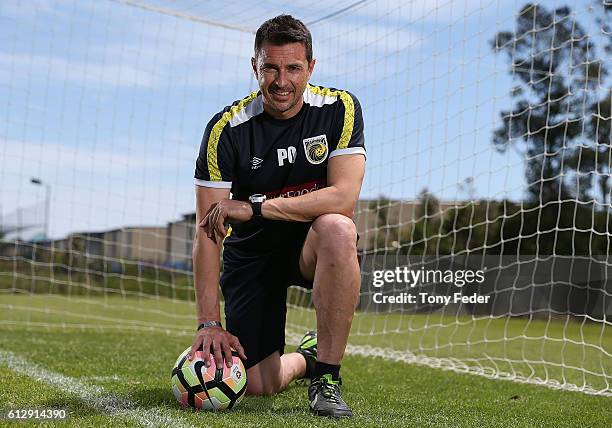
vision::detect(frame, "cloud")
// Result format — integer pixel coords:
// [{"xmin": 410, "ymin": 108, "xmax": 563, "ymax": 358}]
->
[
  {"xmin": 0, "ymin": 171, "xmax": 195, "ymax": 239},
  {"xmin": 1, "ymin": 139, "xmax": 187, "ymax": 174},
  {"xmin": 0, "ymin": 47, "xmax": 254, "ymax": 91},
  {"xmin": 1, "ymin": 136, "xmax": 198, "ymax": 238},
  {"xmin": 0, "ymin": 52, "xmax": 159, "ymax": 88},
  {"xmin": 0, "ymin": 0, "xmax": 256, "ymax": 90},
  {"xmin": 0, "ymin": 0, "xmax": 526, "ymax": 241},
  {"xmin": 5, "ymin": 0, "xmax": 496, "ymax": 98},
  {"xmin": 0, "ymin": 0, "xmax": 425, "ymax": 91}
]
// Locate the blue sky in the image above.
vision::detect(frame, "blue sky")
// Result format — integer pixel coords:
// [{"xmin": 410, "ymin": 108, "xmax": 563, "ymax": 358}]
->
[{"xmin": 0, "ymin": 0, "xmax": 607, "ymax": 239}]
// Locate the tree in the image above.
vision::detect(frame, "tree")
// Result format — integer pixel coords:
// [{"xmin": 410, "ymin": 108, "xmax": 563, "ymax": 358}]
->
[
  {"xmin": 491, "ymin": 3, "xmax": 608, "ymax": 203},
  {"xmin": 371, "ymin": 195, "xmax": 396, "ymax": 251},
  {"xmin": 401, "ymin": 189, "xmax": 443, "ymax": 255},
  {"xmin": 440, "ymin": 200, "xmax": 509, "ymax": 255},
  {"xmin": 582, "ymin": 2, "xmax": 612, "ymax": 204}
]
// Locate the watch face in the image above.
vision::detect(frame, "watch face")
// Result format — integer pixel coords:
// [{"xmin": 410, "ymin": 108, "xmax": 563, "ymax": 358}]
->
[{"xmin": 249, "ymin": 194, "xmax": 266, "ymax": 203}]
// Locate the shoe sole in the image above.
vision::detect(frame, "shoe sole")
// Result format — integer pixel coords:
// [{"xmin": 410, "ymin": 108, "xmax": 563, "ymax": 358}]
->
[{"xmin": 310, "ymin": 408, "xmax": 353, "ymax": 418}]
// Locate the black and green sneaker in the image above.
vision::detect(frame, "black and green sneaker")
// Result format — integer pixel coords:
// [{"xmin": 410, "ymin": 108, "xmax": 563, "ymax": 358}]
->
[
  {"xmin": 295, "ymin": 330, "xmax": 317, "ymax": 379},
  {"xmin": 309, "ymin": 374, "xmax": 353, "ymax": 418}
]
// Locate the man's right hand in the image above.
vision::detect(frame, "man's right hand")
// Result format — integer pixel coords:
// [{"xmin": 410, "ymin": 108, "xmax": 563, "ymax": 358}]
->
[{"xmin": 188, "ymin": 326, "xmax": 247, "ymax": 368}]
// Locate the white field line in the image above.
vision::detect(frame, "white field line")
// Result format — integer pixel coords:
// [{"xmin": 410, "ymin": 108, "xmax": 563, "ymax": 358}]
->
[
  {"xmin": 81, "ymin": 375, "xmax": 122, "ymax": 382},
  {"xmin": 0, "ymin": 350, "xmax": 198, "ymax": 428}
]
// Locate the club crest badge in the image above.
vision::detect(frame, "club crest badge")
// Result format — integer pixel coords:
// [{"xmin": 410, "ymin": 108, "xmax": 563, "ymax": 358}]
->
[{"xmin": 302, "ymin": 135, "xmax": 328, "ymax": 165}]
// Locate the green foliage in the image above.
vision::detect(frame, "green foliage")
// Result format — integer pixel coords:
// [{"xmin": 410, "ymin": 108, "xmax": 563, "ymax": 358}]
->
[
  {"xmin": 496, "ymin": 200, "xmax": 612, "ymax": 255},
  {"xmin": 369, "ymin": 3, "xmax": 612, "ymax": 257},
  {"xmin": 372, "ymin": 195, "xmax": 611, "ymax": 255},
  {"xmin": 438, "ymin": 200, "xmax": 509, "ymax": 254},
  {"xmin": 401, "ymin": 190, "xmax": 442, "ymax": 255},
  {"xmin": 491, "ymin": 3, "xmax": 610, "ymax": 203}
]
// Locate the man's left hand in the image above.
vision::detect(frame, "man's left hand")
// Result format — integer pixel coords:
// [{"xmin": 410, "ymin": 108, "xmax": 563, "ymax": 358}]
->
[{"xmin": 200, "ymin": 198, "xmax": 253, "ymax": 243}]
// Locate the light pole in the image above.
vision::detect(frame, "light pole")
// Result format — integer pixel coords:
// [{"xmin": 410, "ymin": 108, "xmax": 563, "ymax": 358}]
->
[{"xmin": 30, "ymin": 178, "xmax": 50, "ymax": 240}]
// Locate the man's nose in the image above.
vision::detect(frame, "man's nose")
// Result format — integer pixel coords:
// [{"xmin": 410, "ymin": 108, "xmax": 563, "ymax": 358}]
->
[{"xmin": 275, "ymin": 69, "xmax": 289, "ymax": 88}]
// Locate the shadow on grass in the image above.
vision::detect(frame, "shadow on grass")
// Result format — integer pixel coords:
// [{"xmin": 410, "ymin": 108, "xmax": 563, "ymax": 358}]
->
[
  {"xmin": 129, "ymin": 386, "xmax": 274, "ymax": 412},
  {"xmin": 235, "ymin": 383, "xmax": 311, "ymax": 415},
  {"xmin": 129, "ymin": 383, "xmax": 315, "ymax": 416}
]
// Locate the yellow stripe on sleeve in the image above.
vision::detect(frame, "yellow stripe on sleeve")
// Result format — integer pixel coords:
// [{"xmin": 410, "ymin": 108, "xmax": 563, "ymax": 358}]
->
[
  {"xmin": 306, "ymin": 85, "xmax": 355, "ymax": 150},
  {"xmin": 207, "ymin": 91, "xmax": 258, "ymax": 181},
  {"xmin": 337, "ymin": 91, "xmax": 354, "ymax": 149}
]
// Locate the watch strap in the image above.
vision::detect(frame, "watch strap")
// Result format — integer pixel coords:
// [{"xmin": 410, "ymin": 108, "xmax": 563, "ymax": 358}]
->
[
  {"xmin": 251, "ymin": 200, "xmax": 262, "ymax": 217},
  {"xmin": 197, "ymin": 321, "xmax": 222, "ymax": 331}
]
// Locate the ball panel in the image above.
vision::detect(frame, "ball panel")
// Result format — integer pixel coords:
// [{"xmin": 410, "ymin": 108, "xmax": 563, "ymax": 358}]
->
[
  {"xmin": 206, "ymin": 386, "xmax": 231, "ymax": 405},
  {"xmin": 180, "ymin": 392, "xmax": 189, "ymax": 407},
  {"xmin": 173, "ymin": 348, "xmax": 190, "ymax": 370},
  {"xmin": 203, "ymin": 397, "xmax": 223, "ymax": 410},
  {"xmin": 171, "ymin": 383, "xmax": 182, "ymax": 402},
  {"xmin": 171, "ymin": 374, "xmax": 187, "ymax": 393},
  {"xmin": 172, "ymin": 346, "xmax": 247, "ymax": 411},
  {"xmin": 203, "ymin": 358, "xmax": 220, "ymax": 380},
  {"xmin": 234, "ymin": 384, "xmax": 247, "ymax": 406},
  {"xmin": 171, "ymin": 383, "xmax": 189, "ymax": 407},
  {"xmin": 222, "ymin": 360, "xmax": 246, "ymax": 392},
  {"xmin": 189, "ymin": 351, "xmax": 222, "ymax": 380},
  {"xmin": 193, "ymin": 393, "xmax": 204, "ymax": 410},
  {"xmin": 180, "ymin": 364, "xmax": 201, "ymax": 387}
]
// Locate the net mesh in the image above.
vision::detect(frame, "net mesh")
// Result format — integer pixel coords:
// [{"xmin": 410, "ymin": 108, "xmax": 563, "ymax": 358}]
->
[{"xmin": 0, "ymin": 0, "xmax": 610, "ymax": 396}]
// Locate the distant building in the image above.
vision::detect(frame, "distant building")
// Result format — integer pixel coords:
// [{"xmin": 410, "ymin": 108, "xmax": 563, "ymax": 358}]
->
[
  {"xmin": 166, "ymin": 213, "xmax": 196, "ymax": 270},
  {"xmin": 4, "ymin": 199, "xmax": 489, "ymax": 268},
  {"xmin": 104, "ymin": 227, "xmax": 167, "ymax": 265}
]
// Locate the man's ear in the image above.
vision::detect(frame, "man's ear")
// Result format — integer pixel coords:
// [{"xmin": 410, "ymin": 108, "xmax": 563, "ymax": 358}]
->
[
  {"xmin": 251, "ymin": 57, "xmax": 258, "ymax": 78},
  {"xmin": 307, "ymin": 58, "xmax": 316, "ymax": 79}
]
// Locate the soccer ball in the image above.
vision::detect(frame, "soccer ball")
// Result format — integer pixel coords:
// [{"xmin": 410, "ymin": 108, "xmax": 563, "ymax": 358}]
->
[{"xmin": 171, "ymin": 347, "xmax": 247, "ymax": 411}]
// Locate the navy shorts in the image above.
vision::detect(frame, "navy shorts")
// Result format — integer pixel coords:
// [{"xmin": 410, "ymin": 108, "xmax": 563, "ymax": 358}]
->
[{"xmin": 220, "ymin": 223, "xmax": 313, "ymax": 369}]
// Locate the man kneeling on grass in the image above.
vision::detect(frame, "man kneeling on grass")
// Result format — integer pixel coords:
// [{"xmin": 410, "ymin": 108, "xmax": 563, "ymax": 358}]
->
[{"xmin": 189, "ymin": 14, "xmax": 366, "ymax": 418}]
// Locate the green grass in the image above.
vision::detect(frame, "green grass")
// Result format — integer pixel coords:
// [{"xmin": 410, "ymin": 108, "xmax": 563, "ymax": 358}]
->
[
  {"xmin": 0, "ymin": 294, "xmax": 610, "ymax": 427},
  {"xmin": 0, "ymin": 260, "xmax": 195, "ymax": 300},
  {"xmin": 288, "ymin": 302, "xmax": 611, "ymax": 394}
]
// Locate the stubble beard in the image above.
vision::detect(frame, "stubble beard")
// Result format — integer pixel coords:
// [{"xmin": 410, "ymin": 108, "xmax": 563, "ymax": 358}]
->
[{"xmin": 266, "ymin": 88, "xmax": 301, "ymax": 116}]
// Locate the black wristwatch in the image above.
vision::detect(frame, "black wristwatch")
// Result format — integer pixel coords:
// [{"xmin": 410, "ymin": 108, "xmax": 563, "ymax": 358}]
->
[
  {"xmin": 197, "ymin": 321, "xmax": 222, "ymax": 331},
  {"xmin": 249, "ymin": 194, "xmax": 266, "ymax": 219}
]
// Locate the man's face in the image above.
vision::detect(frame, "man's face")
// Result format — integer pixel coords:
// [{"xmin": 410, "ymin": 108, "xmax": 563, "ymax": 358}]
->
[{"xmin": 252, "ymin": 41, "xmax": 315, "ymax": 119}]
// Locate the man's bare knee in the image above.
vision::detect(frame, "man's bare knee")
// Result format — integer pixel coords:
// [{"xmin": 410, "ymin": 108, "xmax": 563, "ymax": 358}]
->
[
  {"xmin": 245, "ymin": 355, "xmax": 283, "ymax": 396},
  {"xmin": 246, "ymin": 372, "xmax": 282, "ymax": 396},
  {"xmin": 311, "ymin": 214, "xmax": 357, "ymax": 248},
  {"xmin": 246, "ymin": 381, "xmax": 279, "ymax": 396}
]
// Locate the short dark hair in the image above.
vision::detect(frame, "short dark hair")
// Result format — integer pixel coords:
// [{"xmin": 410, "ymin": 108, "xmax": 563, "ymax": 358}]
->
[{"xmin": 254, "ymin": 15, "xmax": 313, "ymax": 62}]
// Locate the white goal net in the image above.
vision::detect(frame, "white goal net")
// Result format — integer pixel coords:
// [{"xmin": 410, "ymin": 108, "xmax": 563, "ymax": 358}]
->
[{"xmin": 0, "ymin": 0, "xmax": 610, "ymax": 396}]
